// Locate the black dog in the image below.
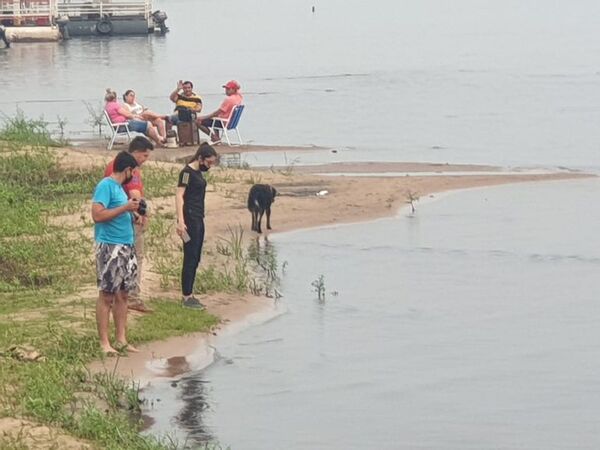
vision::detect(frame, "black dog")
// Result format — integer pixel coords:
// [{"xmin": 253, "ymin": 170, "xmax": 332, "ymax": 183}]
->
[{"xmin": 247, "ymin": 184, "xmax": 277, "ymax": 233}]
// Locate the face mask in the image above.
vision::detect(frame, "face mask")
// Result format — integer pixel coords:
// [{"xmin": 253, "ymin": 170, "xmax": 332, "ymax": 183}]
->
[{"xmin": 199, "ymin": 163, "xmax": 209, "ymax": 172}]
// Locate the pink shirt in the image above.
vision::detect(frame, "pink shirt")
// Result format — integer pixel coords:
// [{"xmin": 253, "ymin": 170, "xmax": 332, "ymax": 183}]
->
[
  {"xmin": 105, "ymin": 101, "xmax": 127, "ymax": 124},
  {"xmin": 218, "ymin": 93, "xmax": 243, "ymax": 119}
]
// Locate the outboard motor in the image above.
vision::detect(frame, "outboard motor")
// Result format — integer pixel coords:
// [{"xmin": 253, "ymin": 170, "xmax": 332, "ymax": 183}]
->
[
  {"xmin": 151, "ymin": 10, "xmax": 169, "ymax": 34},
  {"xmin": 55, "ymin": 16, "xmax": 70, "ymax": 40}
]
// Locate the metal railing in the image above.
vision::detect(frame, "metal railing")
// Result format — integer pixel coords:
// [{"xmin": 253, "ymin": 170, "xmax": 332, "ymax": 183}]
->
[
  {"xmin": 0, "ymin": 0, "xmax": 57, "ymax": 20},
  {"xmin": 57, "ymin": 0, "xmax": 152, "ymax": 18}
]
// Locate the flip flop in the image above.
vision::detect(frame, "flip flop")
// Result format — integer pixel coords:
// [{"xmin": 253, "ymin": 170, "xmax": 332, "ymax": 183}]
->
[{"xmin": 115, "ymin": 343, "xmax": 139, "ymax": 354}]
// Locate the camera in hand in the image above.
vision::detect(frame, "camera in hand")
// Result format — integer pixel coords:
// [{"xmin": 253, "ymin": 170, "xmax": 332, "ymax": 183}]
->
[{"xmin": 137, "ymin": 199, "xmax": 148, "ymax": 216}]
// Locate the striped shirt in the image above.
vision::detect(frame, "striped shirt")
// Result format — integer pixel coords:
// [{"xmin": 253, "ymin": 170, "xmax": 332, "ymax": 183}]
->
[{"xmin": 175, "ymin": 93, "xmax": 202, "ymax": 111}]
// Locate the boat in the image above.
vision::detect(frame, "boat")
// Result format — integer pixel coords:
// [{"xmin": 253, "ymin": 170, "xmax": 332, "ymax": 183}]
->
[
  {"xmin": 0, "ymin": 0, "xmax": 54, "ymax": 27},
  {"xmin": 0, "ymin": 0, "xmax": 168, "ymax": 41},
  {"xmin": 56, "ymin": 0, "xmax": 168, "ymax": 37}
]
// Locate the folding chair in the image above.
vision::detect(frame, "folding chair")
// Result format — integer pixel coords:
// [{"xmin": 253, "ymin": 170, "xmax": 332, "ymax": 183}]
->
[
  {"xmin": 207, "ymin": 104, "xmax": 245, "ymax": 146},
  {"xmin": 104, "ymin": 110, "xmax": 132, "ymax": 150}
]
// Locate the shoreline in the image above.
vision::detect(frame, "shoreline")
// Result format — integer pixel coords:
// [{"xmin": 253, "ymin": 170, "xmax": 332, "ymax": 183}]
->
[
  {"xmin": 80, "ymin": 143, "xmax": 594, "ymax": 384},
  {"xmin": 89, "ymin": 295, "xmax": 281, "ymax": 385},
  {"xmin": 2, "ymin": 138, "xmax": 595, "ymax": 448},
  {"xmin": 69, "ymin": 140, "xmax": 329, "ymax": 163}
]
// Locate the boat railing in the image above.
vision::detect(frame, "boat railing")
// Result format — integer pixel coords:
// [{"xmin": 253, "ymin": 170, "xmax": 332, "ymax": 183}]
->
[
  {"xmin": 57, "ymin": 0, "xmax": 152, "ymax": 19},
  {"xmin": 0, "ymin": 0, "xmax": 57, "ymax": 20}
]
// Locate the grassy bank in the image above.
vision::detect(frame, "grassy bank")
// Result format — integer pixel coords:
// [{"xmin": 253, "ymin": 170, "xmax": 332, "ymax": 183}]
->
[{"xmin": 0, "ymin": 117, "xmax": 236, "ymax": 449}]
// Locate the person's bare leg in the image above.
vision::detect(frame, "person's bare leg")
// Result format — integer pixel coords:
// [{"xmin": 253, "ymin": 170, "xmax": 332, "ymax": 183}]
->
[
  {"xmin": 142, "ymin": 110, "xmax": 161, "ymax": 121},
  {"xmin": 146, "ymin": 123, "xmax": 163, "ymax": 145},
  {"xmin": 96, "ymin": 291, "xmax": 117, "ymax": 353},
  {"xmin": 197, "ymin": 123, "xmax": 211, "ymax": 137},
  {"xmin": 196, "ymin": 119, "xmax": 220, "ymax": 143},
  {"xmin": 113, "ymin": 290, "xmax": 138, "ymax": 352},
  {"xmin": 153, "ymin": 118, "xmax": 166, "ymax": 140}
]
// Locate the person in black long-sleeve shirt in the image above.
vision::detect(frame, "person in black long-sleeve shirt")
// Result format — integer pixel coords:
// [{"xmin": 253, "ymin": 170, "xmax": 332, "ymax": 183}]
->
[{"xmin": 175, "ymin": 143, "xmax": 218, "ymax": 309}]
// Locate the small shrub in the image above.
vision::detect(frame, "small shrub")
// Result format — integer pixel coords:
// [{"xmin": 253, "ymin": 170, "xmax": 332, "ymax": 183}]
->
[
  {"xmin": 406, "ymin": 190, "xmax": 419, "ymax": 214},
  {"xmin": 311, "ymin": 275, "xmax": 326, "ymax": 301}
]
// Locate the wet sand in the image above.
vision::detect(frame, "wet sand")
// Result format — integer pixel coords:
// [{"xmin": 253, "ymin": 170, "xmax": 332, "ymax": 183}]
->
[
  {"xmin": 90, "ymin": 294, "xmax": 277, "ymax": 385},
  {"xmin": 76, "ymin": 143, "xmax": 594, "ymax": 383},
  {"xmin": 71, "ymin": 140, "xmax": 325, "ymax": 163}
]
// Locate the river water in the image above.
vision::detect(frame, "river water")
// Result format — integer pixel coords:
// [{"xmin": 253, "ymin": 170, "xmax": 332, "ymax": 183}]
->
[
  {"xmin": 3, "ymin": 1, "xmax": 600, "ymax": 448},
  {"xmin": 145, "ymin": 178, "xmax": 600, "ymax": 449},
  {"xmin": 2, "ymin": 0, "xmax": 600, "ymax": 169}
]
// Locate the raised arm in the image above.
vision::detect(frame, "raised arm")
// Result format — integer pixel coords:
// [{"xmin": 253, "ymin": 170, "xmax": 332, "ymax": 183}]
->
[{"xmin": 170, "ymin": 80, "xmax": 184, "ymax": 103}]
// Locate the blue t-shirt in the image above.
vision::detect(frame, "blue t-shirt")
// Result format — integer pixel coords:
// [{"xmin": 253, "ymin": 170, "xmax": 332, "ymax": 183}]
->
[{"xmin": 92, "ymin": 177, "xmax": 134, "ymax": 245}]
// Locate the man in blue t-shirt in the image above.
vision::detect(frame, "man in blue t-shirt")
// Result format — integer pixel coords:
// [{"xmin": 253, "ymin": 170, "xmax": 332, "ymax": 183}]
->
[{"xmin": 91, "ymin": 151, "xmax": 140, "ymax": 355}]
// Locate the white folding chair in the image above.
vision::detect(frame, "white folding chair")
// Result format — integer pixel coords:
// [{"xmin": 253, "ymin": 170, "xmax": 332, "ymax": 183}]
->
[
  {"xmin": 104, "ymin": 110, "xmax": 132, "ymax": 150},
  {"xmin": 207, "ymin": 104, "xmax": 245, "ymax": 146}
]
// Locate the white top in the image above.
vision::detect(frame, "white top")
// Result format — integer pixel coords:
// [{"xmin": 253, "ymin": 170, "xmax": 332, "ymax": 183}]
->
[{"xmin": 124, "ymin": 102, "xmax": 144, "ymax": 115}]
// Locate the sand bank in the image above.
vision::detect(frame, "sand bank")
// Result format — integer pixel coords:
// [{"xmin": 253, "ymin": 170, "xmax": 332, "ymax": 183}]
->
[{"xmin": 73, "ymin": 144, "xmax": 593, "ymax": 383}]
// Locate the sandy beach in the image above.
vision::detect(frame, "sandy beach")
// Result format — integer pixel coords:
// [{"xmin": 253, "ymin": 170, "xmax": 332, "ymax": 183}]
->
[{"xmin": 78, "ymin": 143, "xmax": 594, "ymax": 384}]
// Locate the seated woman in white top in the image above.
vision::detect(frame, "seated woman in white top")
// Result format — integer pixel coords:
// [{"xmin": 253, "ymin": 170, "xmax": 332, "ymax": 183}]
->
[
  {"xmin": 122, "ymin": 90, "xmax": 167, "ymax": 142},
  {"xmin": 104, "ymin": 88, "xmax": 164, "ymax": 146}
]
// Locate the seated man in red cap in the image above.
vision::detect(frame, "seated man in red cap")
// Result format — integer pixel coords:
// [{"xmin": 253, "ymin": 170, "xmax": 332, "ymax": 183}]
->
[{"xmin": 196, "ymin": 80, "xmax": 243, "ymax": 143}]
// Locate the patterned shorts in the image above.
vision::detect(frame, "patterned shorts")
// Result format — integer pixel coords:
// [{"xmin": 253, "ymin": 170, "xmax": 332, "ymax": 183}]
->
[{"xmin": 95, "ymin": 243, "xmax": 138, "ymax": 294}]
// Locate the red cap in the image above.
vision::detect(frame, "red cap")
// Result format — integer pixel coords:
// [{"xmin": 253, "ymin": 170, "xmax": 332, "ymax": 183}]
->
[{"xmin": 222, "ymin": 80, "xmax": 240, "ymax": 90}]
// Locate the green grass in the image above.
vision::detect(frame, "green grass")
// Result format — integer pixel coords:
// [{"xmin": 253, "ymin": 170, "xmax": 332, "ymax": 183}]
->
[
  {"xmin": 0, "ymin": 299, "xmax": 218, "ymax": 449},
  {"xmin": 129, "ymin": 301, "xmax": 218, "ymax": 342},
  {"xmin": 0, "ymin": 111, "xmax": 59, "ymax": 148},
  {"xmin": 0, "ymin": 291, "xmax": 55, "ymax": 315},
  {"xmin": 0, "ymin": 120, "xmax": 103, "ymax": 292},
  {"xmin": 146, "ymin": 216, "xmax": 281, "ymax": 297},
  {"xmin": 0, "ymin": 117, "xmax": 139, "ymax": 287},
  {"xmin": 0, "ymin": 116, "xmax": 223, "ymax": 449},
  {"xmin": 143, "ymin": 164, "xmax": 179, "ymax": 198},
  {"xmin": 0, "ymin": 232, "xmax": 92, "ymax": 293}
]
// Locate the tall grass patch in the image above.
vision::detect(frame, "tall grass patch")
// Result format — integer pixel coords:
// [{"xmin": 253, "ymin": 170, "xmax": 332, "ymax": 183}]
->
[
  {"xmin": 0, "ymin": 129, "xmax": 100, "ymax": 291},
  {"xmin": 0, "ymin": 111, "xmax": 58, "ymax": 147}
]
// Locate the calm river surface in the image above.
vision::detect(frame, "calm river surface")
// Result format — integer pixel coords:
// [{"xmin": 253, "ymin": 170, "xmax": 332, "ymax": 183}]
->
[
  {"xmin": 2, "ymin": 0, "xmax": 600, "ymax": 169},
  {"xmin": 145, "ymin": 178, "xmax": 600, "ymax": 450}
]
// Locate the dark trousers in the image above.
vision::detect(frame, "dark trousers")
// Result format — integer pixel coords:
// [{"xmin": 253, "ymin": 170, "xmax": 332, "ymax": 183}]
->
[{"xmin": 181, "ymin": 214, "xmax": 204, "ymax": 296}]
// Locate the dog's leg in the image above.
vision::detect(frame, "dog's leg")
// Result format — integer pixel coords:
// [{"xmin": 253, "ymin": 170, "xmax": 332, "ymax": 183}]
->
[
  {"xmin": 251, "ymin": 210, "xmax": 257, "ymax": 232},
  {"xmin": 266, "ymin": 206, "xmax": 272, "ymax": 230},
  {"xmin": 257, "ymin": 210, "xmax": 264, "ymax": 234}
]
